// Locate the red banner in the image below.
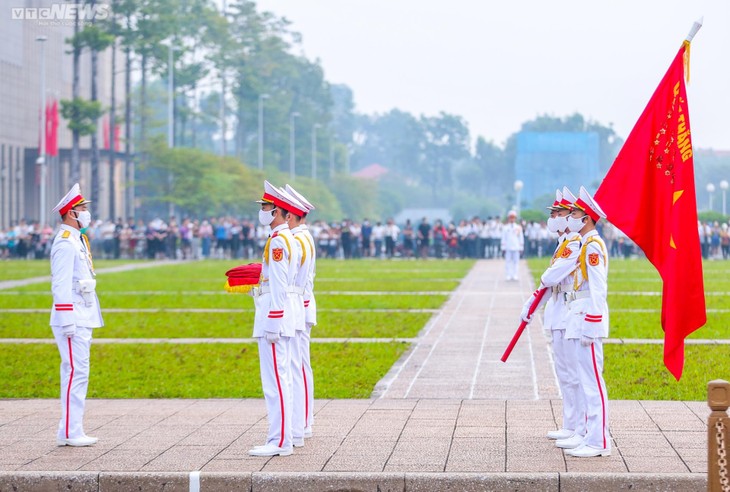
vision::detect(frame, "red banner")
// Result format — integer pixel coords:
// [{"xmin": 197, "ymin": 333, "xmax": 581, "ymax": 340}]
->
[{"xmin": 594, "ymin": 42, "xmax": 706, "ymax": 380}]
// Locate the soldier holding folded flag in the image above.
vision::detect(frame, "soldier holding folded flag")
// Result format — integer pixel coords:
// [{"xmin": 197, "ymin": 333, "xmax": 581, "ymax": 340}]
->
[{"xmin": 248, "ymin": 181, "xmax": 303, "ymax": 457}]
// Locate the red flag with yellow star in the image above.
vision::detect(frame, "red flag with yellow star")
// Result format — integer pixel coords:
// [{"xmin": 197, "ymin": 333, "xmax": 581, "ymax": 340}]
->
[{"xmin": 595, "ymin": 38, "xmax": 706, "ymax": 381}]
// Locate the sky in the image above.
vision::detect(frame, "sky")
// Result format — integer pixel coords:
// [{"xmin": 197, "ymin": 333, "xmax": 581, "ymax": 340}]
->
[{"xmin": 254, "ymin": 0, "xmax": 730, "ymax": 150}]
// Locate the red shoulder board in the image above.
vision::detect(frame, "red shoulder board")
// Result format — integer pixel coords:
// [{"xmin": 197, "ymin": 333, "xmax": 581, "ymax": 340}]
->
[
  {"xmin": 560, "ymin": 247, "xmax": 572, "ymax": 258},
  {"xmin": 271, "ymin": 232, "xmax": 279, "ymax": 238},
  {"xmin": 588, "ymin": 252, "xmax": 600, "ymax": 266}
]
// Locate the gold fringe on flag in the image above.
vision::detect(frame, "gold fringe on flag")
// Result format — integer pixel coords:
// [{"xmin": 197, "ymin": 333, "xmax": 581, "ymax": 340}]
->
[
  {"xmin": 682, "ymin": 40, "xmax": 691, "ymax": 83},
  {"xmin": 224, "ymin": 281, "xmax": 259, "ymax": 294}
]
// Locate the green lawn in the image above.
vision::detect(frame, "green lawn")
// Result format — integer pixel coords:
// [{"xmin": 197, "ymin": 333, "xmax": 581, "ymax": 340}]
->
[
  {"xmin": 0, "ymin": 292, "xmax": 447, "ymax": 310},
  {"xmin": 0, "ymin": 259, "xmax": 139, "ymax": 281},
  {"xmin": 0, "ymin": 342, "xmax": 408, "ymax": 399},
  {"xmin": 605, "ymin": 344, "xmax": 730, "ymax": 400},
  {"xmin": 0, "ymin": 258, "xmax": 465, "ymax": 399},
  {"xmin": 0, "ymin": 311, "xmax": 430, "ymax": 339}
]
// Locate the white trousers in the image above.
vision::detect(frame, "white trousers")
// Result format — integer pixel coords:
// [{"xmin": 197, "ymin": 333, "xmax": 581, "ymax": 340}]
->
[
  {"xmin": 552, "ymin": 330, "xmax": 585, "ymax": 434},
  {"xmin": 301, "ymin": 325, "xmax": 314, "ymax": 433},
  {"xmin": 575, "ymin": 338, "xmax": 610, "ymax": 449},
  {"xmin": 504, "ymin": 250, "xmax": 520, "ymax": 279},
  {"xmin": 290, "ymin": 330, "xmax": 305, "ymax": 440},
  {"xmin": 52, "ymin": 325, "xmax": 92, "ymax": 440},
  {"xmin": 257, "ymin": 336, "xmax": 292, "ymax": 448}
]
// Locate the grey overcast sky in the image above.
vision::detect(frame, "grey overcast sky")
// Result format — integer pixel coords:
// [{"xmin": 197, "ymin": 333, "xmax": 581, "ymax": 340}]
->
[{"xmin": 255, "ymin": 0, "xmax": 730, "ymax": 150}]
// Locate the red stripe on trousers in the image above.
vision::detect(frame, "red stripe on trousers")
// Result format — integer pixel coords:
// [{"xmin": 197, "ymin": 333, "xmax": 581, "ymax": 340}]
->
[
  {"xmin": 302, "ymin": 366, "xmax": 309, "ymax": 428},
  {"xmin": 590, "ymin": 343, "xmax": 607, "ymax": 449},
  {"xmin": 271, "ymin": 342, "xmax": 285, "ymax": 448},
  {"xmin": 66, "ymin": 338, "xmax": 75, "ymax": 439}
]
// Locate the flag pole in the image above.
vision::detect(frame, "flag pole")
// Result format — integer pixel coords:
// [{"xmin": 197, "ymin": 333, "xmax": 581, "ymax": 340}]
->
[
  {"xmin": 501, "ymin": 287, "xmax": 548, "ymax": 363},
  {"xmin": 685, "ymin": 17, "xmax": 703, "ymax": 42}
]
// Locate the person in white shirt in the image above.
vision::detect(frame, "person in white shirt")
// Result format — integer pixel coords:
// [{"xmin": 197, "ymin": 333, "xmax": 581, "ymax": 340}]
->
[
  {"xmin": 384, "ymin": 219, "xmax": 400, "ymax": 258},
  {"xmin": 371, "ymin": 222, "xmax": 385, "ymax": 258},
  {"xmin": 500, "ymin": 210, "xmax": 524, "ymax": 281},
  {"xmin": 487, "ymin": 217, "xmax": 503, "ymax": 259}
]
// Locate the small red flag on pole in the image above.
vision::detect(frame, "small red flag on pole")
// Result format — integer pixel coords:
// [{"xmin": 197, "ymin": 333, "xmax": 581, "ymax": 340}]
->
[{"xmin": 594, "ymin": 20, "xmax": 706, "ymax": 380}]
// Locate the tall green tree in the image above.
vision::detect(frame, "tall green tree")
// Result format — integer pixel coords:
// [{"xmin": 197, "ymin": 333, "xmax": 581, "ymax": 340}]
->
[
  {"xmin": 74, "ymin": 17, "xmax": 114, "ymax": 204},
  {"xmin": 421, "ymin": 112, "xmax": 471, "ymax": 201}
]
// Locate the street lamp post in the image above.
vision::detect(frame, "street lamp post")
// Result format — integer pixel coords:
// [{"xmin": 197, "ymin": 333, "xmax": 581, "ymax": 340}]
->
[
  {"xmin": 707, "ymin": 183, "xmax": 716, "ymax": 212},
  {"xmin": 289, "ymin": 112, "xmax": 300, "ymax": 181},
  {"xmin": 36, "ymin": 35, "xmax": 48, "ymax": 227},
  {"xmin": 513, "ymin": 180, "xmax": 524, "ymax": 216},
  {"xmin": 329, "ymin": 137, "xmax": 335, "ymax": 180},
  {"xmin": 257, "ymin": 93, "xmax": 269, "ymax": 170},
  {"xmin": 167, "ymin": 44, "xmax": 177, "ymax": 149},
  {"xmin": 721, "ymin": 180, "xmax": 729, "ymax": 216},
  {"xmin": 311, "ymin": 123, "xmax": 321, "ymax": 180},
  {"xmin": 166, "ymin": 43, "xmax": 177, "ymax": 218}
]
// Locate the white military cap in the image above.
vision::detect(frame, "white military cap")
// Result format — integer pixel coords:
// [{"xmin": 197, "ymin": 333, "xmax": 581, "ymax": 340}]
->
[
  {"xmin": 561, "ymin": 187, "xmax": 577, "ymax": 209},
  {"xmin": 284, "ymin": 184, "xmax": 315, "ymax": 212},
  {"xmin": 51, "ymin": 183, "xmax": 91, "ymax": 216},
  {"xmin": 547, "ymin": 189, "xmax": 563, "ymax": 210},
  {"xmin": 573, "ymin": 186, "xmax": 607, "ymax": 222},
  {"xmin": 255, "ymin": 180, "xmax": 306, "ymax": 217},
  {"xmin": 277, "ymin": 186, "xmax": 307, "ymax": 218}
]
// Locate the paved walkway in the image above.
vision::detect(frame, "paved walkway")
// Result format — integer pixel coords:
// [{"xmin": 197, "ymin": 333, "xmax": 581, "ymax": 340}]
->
[
  {"xmin": 377, "ymin": 260, "xmax": 556, "ymax": 400},
  {"xmin": 0, "ymin": 260, "xmax": 710, "ymax": 490}
]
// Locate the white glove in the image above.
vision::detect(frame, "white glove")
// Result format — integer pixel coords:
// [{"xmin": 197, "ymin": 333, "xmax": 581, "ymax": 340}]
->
[
  {"xmin": 520, "ymin": 303, "xmax": 532, "ymax": 324},
  {"xmin": 580, "ymin": 335, "xmax": 593, "ymax": 347},
  {"xmin": 61, "ymin": 324, "xmax": 76, "ymax": 338},
  {"xmin": 265, "ymin": 331, "xmax": 280, "ymax": 344}
]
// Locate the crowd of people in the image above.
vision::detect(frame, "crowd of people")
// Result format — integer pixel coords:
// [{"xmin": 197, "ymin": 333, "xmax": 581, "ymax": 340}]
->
[{"xmin": 4, "ymin": 214, "xmax": 730, "ymax": 261}]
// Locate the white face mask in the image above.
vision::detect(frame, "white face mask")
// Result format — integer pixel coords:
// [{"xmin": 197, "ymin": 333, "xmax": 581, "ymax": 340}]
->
[
  {"xmin": 73, "ymin": 210, "xmax": 92, "ymax": 229},
  {"xmin": 546, "ymin": 216, "xmax": 568, "ymax": 234},
  {"xmin": 567, "ymin": 215, "xmax": 587, "ymax": 234},
  {"xmin": 258, "ymin": 209, "xmax": 275, "ymax": 226}
]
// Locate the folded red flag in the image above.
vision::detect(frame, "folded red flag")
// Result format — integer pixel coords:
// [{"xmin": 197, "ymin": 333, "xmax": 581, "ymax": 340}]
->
[{"xmin": 224, "ymin": 263, "xmax": 262, "ymax": 293}]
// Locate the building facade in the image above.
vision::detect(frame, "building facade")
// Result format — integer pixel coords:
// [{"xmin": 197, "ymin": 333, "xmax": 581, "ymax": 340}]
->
[
  {"xmin": 515, "ymin": 131, "xmax": 601, "ymax": 207},
  {"xmin": 0, "ymin": 0, "xmax": 130, "ymax": 230}
]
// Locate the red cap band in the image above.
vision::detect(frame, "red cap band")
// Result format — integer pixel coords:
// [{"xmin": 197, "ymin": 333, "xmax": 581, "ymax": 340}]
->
[
  {"xmin": 574, "ymin": 198, "xmax": 600, "ymax": 222},
  {"xmin": 59, "ymin": 195, "xmax": 85, "ymax": 216}
]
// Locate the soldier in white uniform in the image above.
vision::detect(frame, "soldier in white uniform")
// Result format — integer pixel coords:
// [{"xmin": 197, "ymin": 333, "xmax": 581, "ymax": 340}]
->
[
  {"xmin": 249, "ymin": 181, "xmax": 302, "ymax": 457},
  {"xmin": 275, "ymin": 187, "xmax": 309, "ymax": 448},
  {"xmin": 50, "ymin": 184, "xmax": 103, "ymax": 447},
  {"xmin": 501, "ymin": 210, "xmax": 524, "ymax": 281},
  {"xmin": 521, "ymin": 187, "xmax": 586, "ymax": 448},
  {"xmin": 563, "ymin": 186, "xmax": 611, "ymax": 458},
  {"xmin": 285, "ymin": 184, "xmax": 317, "ymax": 439}
]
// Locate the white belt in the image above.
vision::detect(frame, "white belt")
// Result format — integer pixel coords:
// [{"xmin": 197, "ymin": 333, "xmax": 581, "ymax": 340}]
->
[
  {"xmin": 259, "ymin": 285, "xmax": 305, "ymax": 295},
  {"xmin": 563, "ymin": 290, "xmax": 591, "ymax": 303}
]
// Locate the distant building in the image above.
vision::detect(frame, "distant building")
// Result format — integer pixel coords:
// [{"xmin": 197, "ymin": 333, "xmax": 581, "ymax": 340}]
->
[
  {"xmin": 0, "ymin": 1, "xmax": 126, "ymax": 229},
  {"xmin": 515, "ymin": 132, "xmax": 601, "ymax": 206},
  {"xmin": 352, "ymin": 163, "xmax": 389, "ymax": 180}
]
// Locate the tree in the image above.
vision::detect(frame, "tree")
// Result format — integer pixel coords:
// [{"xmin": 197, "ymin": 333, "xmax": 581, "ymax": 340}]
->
[
  {"xmin": 474, "ymin": 137, "xmax": 507, "ymax": 196},
  {"xmin": 74, "ymin": 19, "xmax": 114, "ymax": 204},
  {"xmin": 421, "ymin": 112, "xmax": 471, "ymax": 201},
  {"xmin": 60, "ymin": 98, "xmax": 104, "ymax": 145},
  {"xmin": 352, "ymin": 109, "xmax": 424, "ymax": 176},
  {"xmin": 139, "ymin": 139, "xmax": 262, "ymax": 217}
]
